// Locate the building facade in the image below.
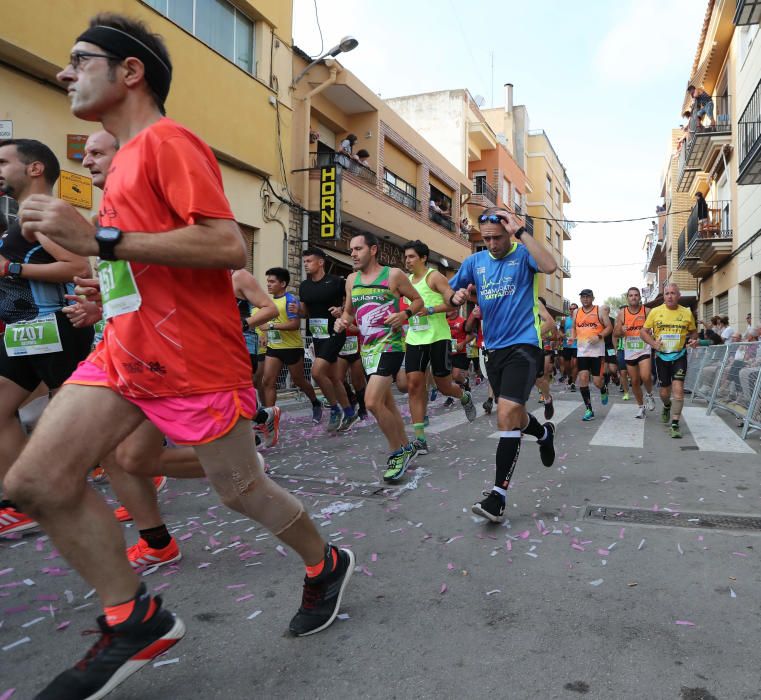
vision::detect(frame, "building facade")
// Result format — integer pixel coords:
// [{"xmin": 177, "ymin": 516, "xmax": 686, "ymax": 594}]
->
[
  {"xmin": 0, "ymin": 0, "xmax": 294, "ymax": 282},
  {"xmin": 668, "ymin": 0, "xmax": 761, "ymax": 326}
]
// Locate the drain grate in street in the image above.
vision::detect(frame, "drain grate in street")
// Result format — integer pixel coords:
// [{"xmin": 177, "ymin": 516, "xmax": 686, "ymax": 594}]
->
[{"xmin": 584, "ymin": 505, "xmax": 761, "ymax": 531}]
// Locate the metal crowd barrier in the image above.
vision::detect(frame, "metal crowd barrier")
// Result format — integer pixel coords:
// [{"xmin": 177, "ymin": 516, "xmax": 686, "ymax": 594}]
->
[{"xmin": 687, "ymin": 341, "xmax": 761, "ymax": 439}]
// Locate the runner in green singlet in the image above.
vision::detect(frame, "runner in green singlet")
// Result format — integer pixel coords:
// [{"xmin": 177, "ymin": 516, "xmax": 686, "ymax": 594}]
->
[
  {"xmin": 334, "ymin": 232, "xmax": 423, "ymax": 482},
  {"xmin": 403, "ymin": 240, "xmax": 476, "ymax": 454}
]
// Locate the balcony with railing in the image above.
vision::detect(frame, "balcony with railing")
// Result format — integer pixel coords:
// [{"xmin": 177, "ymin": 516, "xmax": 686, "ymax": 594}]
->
[
  {"xmin": 560, "ymin": 218, "xmax": 574, "ymax": 241},
  {"xmin": 677, "ymin": 95, "xmax": 732, "ymax": 193},
  {"xmin": 734, "ymin": 0, "xmax": 761, "ymax": 25},
  {"xmin": 429, "ymin": 208, "xmax": 456, "ymax": 232},
  {"xmin": 381, "ymin": 179, "xmax": 421, "ymax": 212},
  {"xmin": 738, "ymin": 78, "xmax": 761, "ymax": 185},
  {"xmin": 311, "ymin": 151, "xmax": 378, "ymax": 186},
  {"xmin": 560, "ymin": 256, "xmax": 571, "ymax": 278},
  {"xmin": 562, "ymin": 298, "xmax": 571, "ymax": 314},
  {"xmin": 471, "ymin": 176, "xmax": 497, "ymax": 207},
  {"xmin": 677, "ymin": 200, "xmax": 733, "ymax": 277},
  {"xmin": 645, "ymin": 233, "xmax": 666, "ymax": 274}
]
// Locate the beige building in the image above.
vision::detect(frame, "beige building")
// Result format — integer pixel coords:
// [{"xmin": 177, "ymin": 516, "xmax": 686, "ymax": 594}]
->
[{"xmin": 669, "ymin": 0, "xmax": 761, "ymax": 326}]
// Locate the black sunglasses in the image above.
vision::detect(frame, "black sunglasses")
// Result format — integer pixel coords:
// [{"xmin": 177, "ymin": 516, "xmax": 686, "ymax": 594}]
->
[{"xmin": 478, "ymin": 214, "xmax": 507, "ymax": 224}]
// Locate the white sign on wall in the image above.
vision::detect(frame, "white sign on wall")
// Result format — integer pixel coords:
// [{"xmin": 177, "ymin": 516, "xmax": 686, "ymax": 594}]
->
[{"xmin": 0, "ymin": 121, "xmax": 12, "ymax": 139}]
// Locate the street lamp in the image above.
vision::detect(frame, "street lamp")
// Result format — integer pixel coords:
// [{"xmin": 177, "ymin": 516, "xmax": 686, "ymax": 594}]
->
[{"xmin": 292, "ymin": 36, "xmax": 359, "ymax": 87}]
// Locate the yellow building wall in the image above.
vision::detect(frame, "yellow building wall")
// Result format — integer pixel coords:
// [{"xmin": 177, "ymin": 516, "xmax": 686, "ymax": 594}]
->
[{"xmin": 382, "ymin": 139, "xmax": 418, "ymax": 184}]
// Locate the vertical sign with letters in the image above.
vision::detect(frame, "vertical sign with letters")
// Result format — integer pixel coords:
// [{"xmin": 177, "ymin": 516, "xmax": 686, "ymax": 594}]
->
[{"xmin": 319, "ymin": 165, "xmax": 341, "ymax": 239}]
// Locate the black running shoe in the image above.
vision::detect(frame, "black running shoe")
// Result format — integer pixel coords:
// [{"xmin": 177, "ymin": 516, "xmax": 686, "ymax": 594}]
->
[
  {"xmin": 471, "ymin": 491, "xmax": 505, "ymax": 523},
  {"xmin": 543, "ymin": 397, "xmax": 554, "ymax": 421},
  {"xmin": 482, "ymin": 397, "xmax": 493, "ymax": 415},
  {"xmin": 289, "ymin": 546, "xmax": 355, "ymax": 637},
  {"xmin": 538, "ymin": 422, "xmax": 555, "ymax": 467},
  {"xmin": 35, "ymin": 583, "xmax": 184, "ymax": 700}
]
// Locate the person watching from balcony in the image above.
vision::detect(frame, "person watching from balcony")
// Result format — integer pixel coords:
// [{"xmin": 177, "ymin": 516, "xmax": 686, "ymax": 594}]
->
[
  {"xmin": 353, "ymin": 149, "xmax": 370, "ymax": 167},
  {"xmin": 695, "ymin": 191, "xmax": 710, "ymax": 235},
  {"xmin": 429, "ymin": 198, "xmax": 443, "ymax": 214},
  {"xmin": 460, "ymin": 217, "xmax": 472, "ymax": 235},
  {"xmin": 339, "ymin": 133, "xmax": 357, "ymax": 156},
  {"xmin": 688, "ymin": 85, "xmax": 714, "ymax": 128},
  {"xmin": 677, "ymin": 110, "xmax": 692, "ymax": 151},
  {"xmin": 440, "ymin": 199, "xmax": 451, "ymax": 217}
]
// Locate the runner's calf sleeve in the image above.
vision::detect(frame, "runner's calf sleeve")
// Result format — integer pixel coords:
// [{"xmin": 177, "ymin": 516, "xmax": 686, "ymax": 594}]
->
[
  {"xmin": 580, "ymin": 386, "xmax": 592, "ymax": 408},
  {"xmin": 671, "ymin": 398, "xmax": 684, "ymax": 418},
  {"xmin": 496, "ymin": 431, "xmax": 522, "ymax": 490},
  {"xmin": 193, "ymin": 420, "xmax": 303, "ymax": 535}
]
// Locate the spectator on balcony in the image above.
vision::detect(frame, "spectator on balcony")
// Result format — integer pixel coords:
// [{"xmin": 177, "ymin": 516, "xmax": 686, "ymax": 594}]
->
[
  {"xmin": 353, "ymin": 149, "xmax": 370, "ymax": 167},
  {"xmin": 339, "ymin": 133, "xmax": 357, "ymax": 156},
  {"xmin": 695, "ymin": 191, "xmax": 710, "ymax": 235},
  {"xmin": 440, "ymin": 200, "xmax": 451, "ymax": 217},
  {"xmin": 429, "ymin": 198, "xmax": 443, "ymax": 215},
  {"xmin": 460, "ymin": 217, "xmax": 472, "ymax": 235},
  {"xmin": 676, "ymin": 110, "xmax": 692, "ymax": 151},
  {"xmin": 688, "ymin": 85, "xmax": 714, "ymax": 128}
]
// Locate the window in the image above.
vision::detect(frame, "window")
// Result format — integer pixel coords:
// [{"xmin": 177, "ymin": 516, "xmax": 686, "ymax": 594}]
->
[
  {"xmin": 145, "ymin": 0, "xmax": 255, "ymax": 74},
  {"xmin": 546, "ymin": 175, "xmax": 552, "ymax": 194},
  {"xmin": 545, "ymin": 221, "xmax": 552, "ymax": 240},
  {"xmin": 555, "ymin": 232, "xmax": 561, "ymax": 250},
  {"xmin": 717, "ymin": 292, "xmax": 728, "ymax": 316},
  {"xmin": 703, "ymin": 301, "xmax": 713, "ymax": 322},
  {"xmin": 502, "ymin": 178, "xmax": 510, "ymax": 205},
  {"xmin": 555, "ymin": 189, "xmax": 561, "ymax": 207},
  {"xmin": 513, "ymin": 188, "xmax": 522, "ymax": 214},
  {"xmin": 383, "ymin": 168, "xmax": 418, "ymax": 210}
]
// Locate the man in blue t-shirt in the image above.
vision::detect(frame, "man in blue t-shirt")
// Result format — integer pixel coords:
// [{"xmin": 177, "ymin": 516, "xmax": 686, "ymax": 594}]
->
[
  {"xmin": 449, "ymin": 207, "xmax": 559, "ymax": 523},
  {"xmin": 561, "ymin": 303, "xmax": 578, "ymax": 391}
]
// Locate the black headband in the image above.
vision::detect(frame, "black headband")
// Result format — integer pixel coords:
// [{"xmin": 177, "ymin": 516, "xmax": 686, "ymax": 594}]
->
[{"xmin": 76, "ymin": 25, "xmax": 171, "ymax": 107}]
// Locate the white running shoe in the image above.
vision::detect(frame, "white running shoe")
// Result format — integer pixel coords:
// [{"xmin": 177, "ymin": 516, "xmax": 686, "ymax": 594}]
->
[
  {"xmin": 645, "ymin": 393, "xmax": 656, "ymax": 411},
  {"xmin": 635, "ymin": 405, "xmax": 646, "ymax": 419}
]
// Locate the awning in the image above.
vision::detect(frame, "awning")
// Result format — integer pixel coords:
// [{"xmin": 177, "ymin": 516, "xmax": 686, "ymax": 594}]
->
[{"xmin": 320, "ymin": 247, "xmax": 354, "ymax": 269}]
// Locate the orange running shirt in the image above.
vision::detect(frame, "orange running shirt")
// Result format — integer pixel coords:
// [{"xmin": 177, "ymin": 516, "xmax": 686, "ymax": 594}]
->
[
  {"xmin": 88, "ymin": 118, "xmax": 251, "ymax": 398},
  {"xmin": 574, "ymin": 305, "xmax": 605, "ymax": 358}
]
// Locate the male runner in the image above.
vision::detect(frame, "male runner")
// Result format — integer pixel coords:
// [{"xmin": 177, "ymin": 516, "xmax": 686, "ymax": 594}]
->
[
  {"xmin": 640, "ymin": 283, "xmax": 698, "ymax": 438},
  {"xmin": 615, "ymin": 335, "xmax": 631, "ymax": 400},
  {"xmin": 614, "ymin": 287, "xmax": 656, "ymax": 419},
  {"xmin": 572, "ymin": 289, "xmax": 612, "ymax": 421},
  {"xmin": 536, "ymin": 297, "xmax": 558, "ymax": 420},
  {"xmin": 294, "ymin": 247, "xmax": 357, "ymax": 432},
  {"xmin": 261, "ymin": 267, "xmax": 322, "ymax": 420},
  {"xmin": 403, "ymin": 240, "xmax": 476, "ymax": 454},
  {"xmin": 449, "ymin": 208, "xmax": 557, "ymax": 523},
  {"xmin": 0, "ymin": 139, "xmax": 92, "ymax": 536},
  {"xmin": 334, "ymin": 231, "xmax": 423, "ymax": 482},
  {"xmin": 335, "ymin": 322, "xmax": 368, "ymax": 423},
  {"xmin": 7, "ymin": 14, "xmax": 353, "ymax": 697},
  {"xmin": 464, "ymin": 305, "xmax": 492, "ymax": 412},
  {"xmin": 446, "ymin": 308, "xmax": 472, "ymax": 397},
  {"xmin": 561, "ymin": 303, "xmax": 578, "ymax": 391},
  {"xmin": 602, "ymin": 304, "xmax": 620, "ymax": 395}
]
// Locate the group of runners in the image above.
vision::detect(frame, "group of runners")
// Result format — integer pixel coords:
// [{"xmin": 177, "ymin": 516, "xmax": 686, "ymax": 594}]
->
[{"xmin": 0, "ymin": 11, "xmax": 704, "ymax": 700}]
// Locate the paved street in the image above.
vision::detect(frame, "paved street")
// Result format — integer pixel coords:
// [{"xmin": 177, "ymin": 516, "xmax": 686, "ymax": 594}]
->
[{"xmin": 3, "ymin": 380, "xmax": 761, "ymax": 700}]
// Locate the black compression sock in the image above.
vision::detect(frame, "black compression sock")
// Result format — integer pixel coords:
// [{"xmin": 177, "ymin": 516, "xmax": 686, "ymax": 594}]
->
[
  {"xmin": 496, "ymin": 434, "xmax": 521, "ymax": 490},
  {"xmin": 580, "ymin": 386, "xmax": 592, "ymax": 409},
  {"xmin": 357, "ymin": 388, "xmax": 367, "ymax": 413},
  {"xmin": 523, "ymin": 413, "xmax": 546, "ymax": 440},
  {"xmin": 139, "ymin": 525, "xmax": 171, "ymax": 550}
]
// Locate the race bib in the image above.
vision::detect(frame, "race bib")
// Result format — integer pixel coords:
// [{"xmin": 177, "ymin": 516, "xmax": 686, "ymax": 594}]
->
[
  {"xmin": 467, "ymin": 343, "xmax": 479, "ymax": 359},
  {"xmin": 409, "ymin": 316, "xmax": 429, "ymax": 332},
  {"xmin": 98, "ymin": 259, "xmax": 141, "ymax": 320},
  {"xmin": 660, "ymin": 333, "xmax": 681, "ymax": 353},
  {"xmin": 4, "ymin": 314, "xmax": 62, "ymax": 356},
  {"xmin": 361, "ymin": 346, "xmax": 382, "ymax": 374},
  {"xmin": 606, "ymin": 347, "xmax": 616, "ymax": 357},
  {"xmin": 625, "ymin": 336, "xmax": 646, "ymax": 352},
  {"xmin": 268, "ymin": 329, "xmax": 283, "ymax": 345},
  {"xmin": 308, "ymin": 318, "xmax": 330, "ymax": 339},
  {"xmin": 340, "ymin": 335, "xmax": 359, "ymax": 356},
  {"xmin": 451, "ymin": 339, "xmax": 458, "ymax": 353}
]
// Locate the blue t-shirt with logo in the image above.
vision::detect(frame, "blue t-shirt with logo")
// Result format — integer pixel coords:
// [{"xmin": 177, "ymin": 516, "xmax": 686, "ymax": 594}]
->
[
  {"xmin": 449, "ymin": 244, "xmax": 541, "ymax": 350},
  {"xmin": 563, "ymin": 316, "xmax": 577, "ymax": 348}
]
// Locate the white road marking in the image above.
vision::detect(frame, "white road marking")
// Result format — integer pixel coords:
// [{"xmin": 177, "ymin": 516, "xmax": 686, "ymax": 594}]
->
[
  {"xmin": 681, "ymin": 407, "xmax": 756, "ymax": 453},
  {"xmin": 589, "ymin": 404, "xmax": 645, "ymax": 448}
]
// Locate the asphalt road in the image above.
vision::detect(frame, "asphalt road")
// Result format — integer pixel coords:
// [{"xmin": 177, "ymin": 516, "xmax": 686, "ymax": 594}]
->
[{"xmin": 2, "ymin": 379, "xmax": 761, "ymax": 700}]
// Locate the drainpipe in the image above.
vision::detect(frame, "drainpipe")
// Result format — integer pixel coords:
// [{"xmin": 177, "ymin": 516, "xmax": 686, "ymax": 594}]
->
[{"xmin": 300, "ymin": 64, "xmax": 339, "ymax": 272}]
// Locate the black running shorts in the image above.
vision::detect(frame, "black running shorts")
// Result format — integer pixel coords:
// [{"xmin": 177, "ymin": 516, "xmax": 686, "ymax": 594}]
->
[
  {"xmin": 370, "ymin": 351, "xmax": 404, "ymax": 378},
  {"xmin": 561, "ymin": 347, "xmax": 577, "ymax": 361},
  {"xmin": 0, "ymin": 311, "xmax": 93, "ymax": 393},
  {"xmin": 312, "ymin": 332, "xmax": 346, "ymax": 363},
  {"xmin": 655, "ymin": 354, "xmax": 687, "ymax": 387},
  {"xmin": 576, "ymin": 356, "xmax": 604, "ymax": 377},
  {"xmin": 405, "ymin": 339, "xmax": 452, "ymax": 377},
  {"xmin": 266, "ymin": 347, "xmax": 304, "ymax": 365},
  {"xmin": 450, "ymin": 353, "xmax": 470, "ymax": 370},
  {"xmin": 484, "ymin": 344, "xmax": 543, "ymax": 405}
]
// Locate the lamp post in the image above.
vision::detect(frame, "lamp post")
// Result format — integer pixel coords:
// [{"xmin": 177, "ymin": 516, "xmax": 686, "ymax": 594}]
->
[{"xmin": 293, "ymin": 37, "xmax": 358, "ymax": 279}]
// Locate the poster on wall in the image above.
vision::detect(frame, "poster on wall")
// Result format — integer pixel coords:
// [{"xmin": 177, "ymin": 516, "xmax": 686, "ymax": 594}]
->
[
  {"xmin": 0, "ymin": 121, "xmax": 12, "ymax": 139},
  {"xmin": 59, "ymin": 170, "xmax": 92, "ymax": 209},
  {"xmin": 319, "ymin": 165, "xmax": 342, "ymax": 239}
]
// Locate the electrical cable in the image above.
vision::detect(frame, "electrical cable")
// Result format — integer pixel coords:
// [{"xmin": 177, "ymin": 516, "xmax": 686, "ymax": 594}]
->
[{"xmin": 310, "ymin": 0, "xmax": 324, "ymax": 58}]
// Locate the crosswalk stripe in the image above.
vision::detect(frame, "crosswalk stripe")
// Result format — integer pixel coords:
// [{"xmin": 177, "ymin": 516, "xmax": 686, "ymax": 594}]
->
[
  {"xmin": 489, "ymin": 400, "xmax": 580, "ymax": 439},
  {"xmin": 589, "ymin": 404, "xmax": 645, "ymax": 448},
  {"xmin": 425, "ymin": 406, "xmax": 479, "ymax": 435},
  {"xmin": 681, "ymin": 407, "xmax": 756, "ymax": 454}
]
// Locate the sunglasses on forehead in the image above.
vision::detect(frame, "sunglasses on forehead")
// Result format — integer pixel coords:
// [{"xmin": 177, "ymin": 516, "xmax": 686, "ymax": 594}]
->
[{"xmin": 478, "ymin": 214, "xmax": 507, "ymax": 224}]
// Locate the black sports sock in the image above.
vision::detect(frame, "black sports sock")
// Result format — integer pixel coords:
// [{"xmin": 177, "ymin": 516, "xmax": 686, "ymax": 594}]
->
[
  {"xmin": 580, "ymin": 386, "xmax": 592, "ymax": 409},
  {"xmin": 139, "ymin": 525, "xmax": 171, "ymax": 550},
  {"xmin": 311, "ymin": 399, "xmax": 322, "ymax": 408},
  {"xmin": 356, "ymin": 388, "xmax": 367, "ymax": 413},
  {"xmin": 343, "ymin": 381, "xmax": 356, "ymax": 405},
  {"xmin": 523, "ymin": 413, "xmax": 545, "ymax": 440},
  {"xmin": 496, "ymin": 435, "xmax": 521, "ymax": 490},
  {"xmin": 254, "ymin": 408, "xmax": 268, "ymax": 425},
  {"xmin": 603, "ymin": 373, "xmax": 609, "ymax": 391},
  {"xmin": 463, "ymin": 379, "xmax": 471, "ymax": 392}
]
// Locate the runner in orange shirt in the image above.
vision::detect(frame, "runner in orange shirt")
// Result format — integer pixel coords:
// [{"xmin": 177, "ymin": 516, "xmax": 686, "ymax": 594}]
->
[{"xmin": 8, "ymin": 13, "xmax": 354, "ymax": 698}]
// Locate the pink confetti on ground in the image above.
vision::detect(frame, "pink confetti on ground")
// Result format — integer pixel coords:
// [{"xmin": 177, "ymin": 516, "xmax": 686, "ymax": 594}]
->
[
  {"xmin": 226, "ymin": 584, "xmax": 247, "ymax": 589},
  {"xmin": 597, "ymin": 549, "xmax": 609, "ymax": 557},
  {"xmin": 178, "ymin": 533, "xmax": 193, "ymax": 542},
  {"xmin": 56, "ymin": 621, "xmax": 71, "ymax": 631},
  {"xmin": 275, "ymin": 545, "xmax": 288, "ymax": 557},
  {"xmin": 571, "ymin": 543, "xmax": 585, "ymax": 552},
  {"xmin": 519, "ymin": 530, "xmax": 530, "ymax": 539},
  {"xmin": 439, "ymin": 583, "xmax": 447, "ymax": 594},
  {"xmin": 447, "ymin": 562, "xmax": 454, "ymax": 570},
  {"xmin": 236, "ymin": 594, "xmax": 255, "ymax": 603},
  {"xmin": 619, "ymin": 528, "xmax": 625, "ymax": 539},
  {"xmin": 0, "ymin": 689, "xmax": 15, "ymax": 700},
  {"xmin": 675, "ymin": 620, "xmax": 696, "ymax": 627},
  {"xmin": 732, "ymin": 552, "xmax": 749, "ymax": 558},
  {"xmin": 370, "ymin": 553, "xmax": 378, "ymax": 562}
]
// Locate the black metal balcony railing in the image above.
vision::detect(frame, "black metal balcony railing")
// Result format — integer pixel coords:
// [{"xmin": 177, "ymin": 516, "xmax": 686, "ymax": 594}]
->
[
  {"xmin": 429, "ymin": 209, "xmax": 456, "ymax": 232},
  {"xmin": 738, "ymin": 78, "xmax": 761, "ymax": 185},
  {"xmin": 677, "ymin": 226, "xmax": 687, "ymax": 265},
  {"xmin": 311, "ymin": 151, "xmax": 377, "ymax": 185},
  {"xmin": 382, "ymin": 179, "xmax": 421, "ymax": 211},
  {"xmin": 472, "ymin": 177, "xmax": 497, "ymax": 204},
  {"xmin": 677, "ymin": 95, "xmax": 732, "ymax": 191},
  {"xmin": 686, "ymin": 199, "xmax": 732, "ymax": 246},
  {"xmin": 734, "ymin": 0, "xmax": 761, "ymax": 25},
  {"xmin": 525, "ymin": 215, "xmax": 534, "ymax": 237}
]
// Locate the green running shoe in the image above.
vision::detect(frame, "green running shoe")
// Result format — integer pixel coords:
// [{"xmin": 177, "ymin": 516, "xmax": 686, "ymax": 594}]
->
[
  {"xmin": 670, "ymin": 424, "xmax": 682, "ymax": 439},
  {"xmin": 661, "ymin": 406, "xmax": 671, "ymax": 424},
  {"xmin": 601, "ymin": 389, "xmax": 609, "ymax": 406}
]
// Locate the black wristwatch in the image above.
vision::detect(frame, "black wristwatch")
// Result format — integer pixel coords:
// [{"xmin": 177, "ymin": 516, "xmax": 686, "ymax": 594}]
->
[
  {"xmin": 95, "ymin": 226, "xmax": 123, "ymax": 261},
  {"xmin": 404, "ymin": 308, "xmax": 413, "ymax": 318},
  {"xmin": 515, "ymin": 226, "xmax": 527, "ymax": 240},
  {"xmin": 6, "ymin": 262, "xmax": 22, "ymax": 279}
]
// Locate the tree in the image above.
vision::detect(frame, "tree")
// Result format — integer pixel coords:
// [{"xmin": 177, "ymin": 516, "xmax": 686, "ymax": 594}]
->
[{"xmin": 603, "ymin": 294, "xmax": 628, "ymax": 319}]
